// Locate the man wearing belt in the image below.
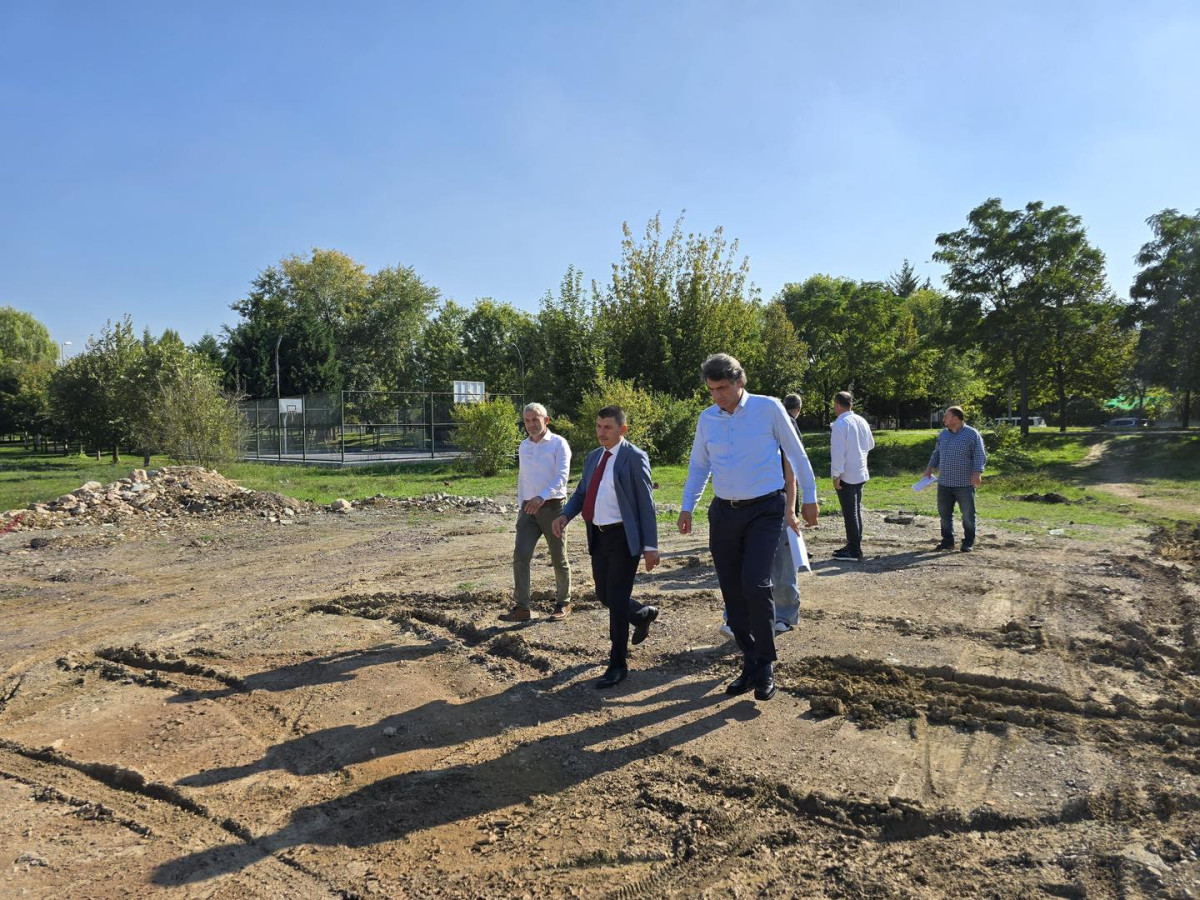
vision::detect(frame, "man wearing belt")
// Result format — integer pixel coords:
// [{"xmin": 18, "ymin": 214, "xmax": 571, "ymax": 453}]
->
[
  {"xmin": 553, "ymin": 406, "xmax": 660, "ymax": 688},
  {"xmin": 500, "ymin": 402, "xmax": 571, "ymax": 622},
  {"xmin": 679, "ymin": 354, "xmax": 819, "ymax": 701}
]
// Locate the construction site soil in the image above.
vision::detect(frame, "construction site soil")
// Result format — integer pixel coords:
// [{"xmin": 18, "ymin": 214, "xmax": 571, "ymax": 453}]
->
[{"xmin": 1, "ymin": 469, "xmax": 1198, "ymax": 898}]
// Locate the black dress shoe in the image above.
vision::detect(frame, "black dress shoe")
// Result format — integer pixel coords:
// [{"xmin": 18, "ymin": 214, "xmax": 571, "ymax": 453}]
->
[
  {"xmin": 960, "ymin": 542, "xmax": 974, "ymax": 552},
  {"xmin": 725, "ymin": 666, "xmax": 756, "ymax": 696},
  {"xmin": 934, "ymin": 541, "xmax": 954, "ymax": 551},
  {"xmin": 754, "ymin": 663, "xmax": 777, "ymax": 701},
  {"xmin": 631, "ymin": 606, "xmax": 658, "ymax": 645},
  {"xmin": 595, "ymin": 666, "xmax": 628, "ymax": 689}
]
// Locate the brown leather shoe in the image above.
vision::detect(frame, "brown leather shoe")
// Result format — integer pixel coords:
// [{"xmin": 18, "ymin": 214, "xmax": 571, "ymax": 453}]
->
[
  {"xmin": 498, "ymin": 606, "xmax": 532, "ymax": 622},
  {"xmin": 547, "ymin": 603, "xmax": 571, "ymax": 621}
]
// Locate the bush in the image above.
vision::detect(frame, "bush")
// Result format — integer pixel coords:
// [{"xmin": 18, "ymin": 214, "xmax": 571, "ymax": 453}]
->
[
  {"xmin": 648, "ymin": 393, "xmax": 706, "ymax": 464},
  {"xmin": 154, "ymin": 365, "xmax": 243, "ymax": 467},
  {"xmin": 984, "ymin": 421, "xmax": 1035, "ymax": 473},
  {"xmin": 453, "ymin": 398, "xmax": 520, "ymax": 476}
]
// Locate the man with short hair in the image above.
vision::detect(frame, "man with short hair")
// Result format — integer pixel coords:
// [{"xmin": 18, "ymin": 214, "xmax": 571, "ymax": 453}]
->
[
  {"xmin": 679, "ymin": 354, "xmax": 819, "ymax": 701},
  {"xmin": 500, "ymin": 403, "xmax": 571, "ymax": 622},
  {"xmin": 924, "ymin": 406, "xmax": 987, "ymax": 552},
  {"xmin": 829, "ymin": 391, "xmax": 875, "ymax": 562},
  {"xmin": 553, "ymin": 406, "xmax": 659, "ymax": 689}
]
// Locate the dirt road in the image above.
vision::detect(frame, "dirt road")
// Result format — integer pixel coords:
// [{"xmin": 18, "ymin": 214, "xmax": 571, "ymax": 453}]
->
[{"xmin": 2, "ymin": 488, "xmax": 1198, "ymax": 898}]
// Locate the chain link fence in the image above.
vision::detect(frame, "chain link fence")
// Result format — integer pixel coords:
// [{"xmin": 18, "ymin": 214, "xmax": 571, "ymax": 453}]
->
[{"xmin": 238, "ymin": 391, "xmax": 523, "ymax": 464}]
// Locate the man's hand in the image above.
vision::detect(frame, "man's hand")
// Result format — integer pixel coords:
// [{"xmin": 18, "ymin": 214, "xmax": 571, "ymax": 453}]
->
[
  {"xmin": 643, "ymin": 550, "xmax": 660, "ymax": 572},
  {"xmin": 523, "ymin": 497, "xmax": 545, "ymax": 515},
  {"xmin": 970, "ymin": 471, "xmax": 982, "ymax": 487},
  {"xmin": 923, "ymin": 467, "xmax": 934, "ymax": 478},
  {"xmin": 551, "ymin": 515, "xmax": 568, "ymax": 538},
  {"xmin": 785, "ymin": 509, "xmax": 801, "ymax": 534},
  {"xmin": 833, "ymin": 476, "xmax": 842, "ymax": 491},
  {"xmin": 677, "ymin": 511, "xmax": 692, "ymax": 534},
  {"xmin": 800, "ymin": 502, "xmax": 819, "ymax": 527}
]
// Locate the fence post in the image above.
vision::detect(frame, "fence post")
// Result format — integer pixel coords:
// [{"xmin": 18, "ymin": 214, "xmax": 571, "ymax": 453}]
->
[
  {"xmin": 277, "ymin": 403, "xmax": 282, "ymax": 462},
  {"xmin": 255, "ymin": 403, "xmax": 261, "ymax": 460},
  {"xmin": 340, "ymin": 391, "xmax": 346, "ymax": 464},
  {"xmin": 429, "ymin": 392, "xmax": 435, "ymax": 458},
  {"xmin": 301, "ymin": 396, "xmax": 307, "ymax": 461}
]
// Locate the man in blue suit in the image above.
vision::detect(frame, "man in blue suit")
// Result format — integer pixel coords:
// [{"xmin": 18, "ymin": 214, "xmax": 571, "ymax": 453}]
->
[{"xmin": 553, "ymin": 405, "xmax": 660, "ymax": 689}]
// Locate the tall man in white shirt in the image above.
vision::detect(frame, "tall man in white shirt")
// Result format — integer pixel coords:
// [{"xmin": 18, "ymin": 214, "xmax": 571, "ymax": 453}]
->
[
  {"xmin": 679, "ymin": 354, "xmax": 819, "ymax": 701},
  {"xmin": 829, "ymin": 391, "xmax": 875, "ymax": 562},
  {"xmin": 500, "ymin": 403, "xmax": 571, "ymax": 623}
]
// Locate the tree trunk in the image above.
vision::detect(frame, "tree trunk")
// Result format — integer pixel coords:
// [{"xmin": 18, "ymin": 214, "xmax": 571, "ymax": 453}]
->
[
  {"xmin": 143, "ymin": 449, "xmax": 151, "ymax": 467},
  {"xmin": 1183, "ymin": 388, "xmax": 1192, "ymax": 430},
  {"xmin": 1056, "ymin": 363, "xmax": 1068, "ymax": 433},
  {"xmin": 111, "ymin": 446, "xmax": 120, "ymax": 464}
]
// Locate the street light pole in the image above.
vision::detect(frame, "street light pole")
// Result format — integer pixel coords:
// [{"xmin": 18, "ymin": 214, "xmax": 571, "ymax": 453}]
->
[{"xmin": 59, "ymin": 341, "xmax": 72, "ymax": 365}]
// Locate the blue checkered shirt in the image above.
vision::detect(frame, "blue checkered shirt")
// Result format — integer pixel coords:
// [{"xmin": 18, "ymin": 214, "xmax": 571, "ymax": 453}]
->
[{"xmin": 928, "ymin": 425, "xmax": 987, "ymax": 488}]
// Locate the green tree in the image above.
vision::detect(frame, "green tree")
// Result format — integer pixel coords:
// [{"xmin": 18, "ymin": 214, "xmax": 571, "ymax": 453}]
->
[
  {"xmin": 598, "ymin": 212, "xmax": 762, "ymax": 397},
  {"xmin": 223, "ymin": 249, "xmax": 438, "ymax": 397},
  {"xmin": 1131, "ymin": 208, "xmax": 1200, "ymax": 428},
  {"xmin": 0, "ymin": 308, "xmax": 56, "ymax": 443},
  {"xmin": 413, "ymin": 301, "xmax": 468, "ymax": 393},
  {"xmin": 48, "ymin": 317, "xmax": 143, "ymax": 462},
  {"xmin": 886, "ymin": 259, "xmax": 930, "ymax": 298},
  {"xmin": 754, "ymin": 301, "xmax": 809, "ymax": 401},
  {"xmin": 0, "ymin": 306, "xmax": 57, "ymax": 365},
  {"xmin": 934, "ymin": 198, "xmax": 1108, "ymax": 436},
  {"xmin": 458, "ymin": 299, "xmax": 536, "ymax": 395},
  {"xmin": 153, "ymin": 357, "xmax": 244, "ymax": 467},
  {"xmin": 526, "ymin": 265, "xmax": 604, "ymax": 416}
]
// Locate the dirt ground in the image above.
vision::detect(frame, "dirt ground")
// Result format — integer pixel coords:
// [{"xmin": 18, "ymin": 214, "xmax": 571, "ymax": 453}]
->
[{"xmin": 2, "ymin": 473, "xmax": 1199, "ymax": 898}]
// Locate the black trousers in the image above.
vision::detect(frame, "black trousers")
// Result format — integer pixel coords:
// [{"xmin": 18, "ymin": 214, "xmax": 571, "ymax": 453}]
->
[
  {"xmin": 836, "ymin": 480, "xmax": 864, "ymax": 554},
  {"xmin": 708, "ymin": 492, "xmax": 785, "ymax": 668},
  {"xmin": 590, "ymin": 525, "xmax": 645, "ymax": 666}
]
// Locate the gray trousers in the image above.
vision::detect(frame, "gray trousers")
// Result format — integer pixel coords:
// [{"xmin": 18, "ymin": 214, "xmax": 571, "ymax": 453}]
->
[{"xmin": 513, "ymin": 499, "xmax": 571, "ymax": 608}]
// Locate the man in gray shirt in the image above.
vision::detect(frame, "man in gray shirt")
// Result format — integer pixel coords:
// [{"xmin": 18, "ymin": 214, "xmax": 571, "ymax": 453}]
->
[{"xmin": 923, "ymin": 406, "xmax": 987, "ymax": 552}]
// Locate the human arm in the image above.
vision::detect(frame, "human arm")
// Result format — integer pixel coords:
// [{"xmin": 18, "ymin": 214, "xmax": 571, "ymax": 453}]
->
[
  {"xmin": 679, "ymin": 419, "xmax": 711, "ymax": 533},
  {"xmin": 830, "ymin": 418, "xmax": 845, "ymax": 486},
  {"xmin": 774, "ymin": 402, "xmax": 818, "ymax": 519},
  {"xmin": 556, "ymin": 450, "xmax": 592, "ymax": 533},
  {"xmin": 970, "ymin": 428, "xmax": 986, "ymax": 487},
  {"xmin": 632, "ymin": 449, "xmax": 659, "ymax": 567},
  {"xmin": 782, "ymin": 456, "xmax": 800, "ymax": 534},
  {"xmin": 925, "ymin": 433, "xmax": 942, "ymax": 478}
]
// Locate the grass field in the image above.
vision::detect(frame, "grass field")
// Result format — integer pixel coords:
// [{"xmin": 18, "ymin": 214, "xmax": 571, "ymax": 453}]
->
[{"xmin": 4, "ymin": 429, "xmax": 1197, "ymax": 531}]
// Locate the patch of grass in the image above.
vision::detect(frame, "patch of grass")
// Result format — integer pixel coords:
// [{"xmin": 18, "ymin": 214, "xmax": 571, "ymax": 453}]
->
[{"xmin": 0, "ymin": 445, "xmax": 177, "ymax": 512}]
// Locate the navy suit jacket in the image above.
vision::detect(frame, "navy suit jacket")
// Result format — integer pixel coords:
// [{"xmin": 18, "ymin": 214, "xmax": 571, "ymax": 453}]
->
[{"xmin": 562, "ymin": 441, "xmax": 658, "ymax": 558}]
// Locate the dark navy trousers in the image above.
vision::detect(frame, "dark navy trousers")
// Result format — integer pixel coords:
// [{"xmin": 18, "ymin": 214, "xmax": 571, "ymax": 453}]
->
[{"xmin": 708, "ymin": 492, "xmax": 785, "ymax": 668}]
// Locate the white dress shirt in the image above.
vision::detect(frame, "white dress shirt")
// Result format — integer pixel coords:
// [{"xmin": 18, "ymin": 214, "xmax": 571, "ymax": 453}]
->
[
  {"xmin": 590, "ymin": 440, "xmax": 624, "ymax": 526},
  {"xmin": 517, "ymin": 430, "xmax": 570, "ymax": 502},
  {"xmin": 830, "ymin": 410, "xmax": 875, "ymax": 483}
]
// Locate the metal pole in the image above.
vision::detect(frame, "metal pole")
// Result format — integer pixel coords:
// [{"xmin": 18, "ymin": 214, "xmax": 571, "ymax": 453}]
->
[
  {"xmin": 255, "ymin": 403, "xmax": 261, "ymax": 459},
  {"xmin": 301, "ymin": 396, "xmax": 307, "ymax": 461},
  {"xmin": 429, "ymin": 392, "xmax": 435, "ymax": 458},
  {"xmin": 340, "ymin": 391, "xmax": 346, "ymax": 464}
]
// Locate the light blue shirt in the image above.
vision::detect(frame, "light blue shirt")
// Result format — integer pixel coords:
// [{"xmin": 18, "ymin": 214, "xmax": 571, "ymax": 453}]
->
[{"xmin": 682, "ymin": 391, "xmax": 818, "ymax": 512}]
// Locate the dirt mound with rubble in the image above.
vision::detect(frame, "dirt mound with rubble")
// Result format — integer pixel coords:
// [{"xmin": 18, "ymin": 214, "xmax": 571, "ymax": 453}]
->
[{"xmin": 2, "ymin": 466, "xmax": 313, "ymax": 532}]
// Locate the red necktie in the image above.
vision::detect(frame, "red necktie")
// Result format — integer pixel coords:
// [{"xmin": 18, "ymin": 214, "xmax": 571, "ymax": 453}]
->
[{"xmin": 581, "ymin": 450, "xmax": 612, "ymax": 523}]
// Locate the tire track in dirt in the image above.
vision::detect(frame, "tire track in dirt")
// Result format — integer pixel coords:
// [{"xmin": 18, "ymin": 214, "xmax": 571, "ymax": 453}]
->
[{"xmin": 0, "ymin": 740, "xmax": 359, "ymax": 898}]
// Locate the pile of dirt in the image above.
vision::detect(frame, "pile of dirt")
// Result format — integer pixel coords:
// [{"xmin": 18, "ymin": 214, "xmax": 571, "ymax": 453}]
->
[
  {"xmin": 1150, "ymin": 524, "xmax": 1200, "ymax": 564},
  {"xmin": 2, "ymin": 466, "xmax": 312, "ymax": 532},
  {"xmin": 1013, "ymin": 492, "xmax": 1072, "ymax": 504}
]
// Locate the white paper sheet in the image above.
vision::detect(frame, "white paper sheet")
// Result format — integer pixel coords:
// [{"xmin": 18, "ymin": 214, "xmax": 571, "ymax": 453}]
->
[
  {"xmin": 911, "ymin": 475, "xmax": 938, "ymax": 493},
  {"xmin": 788, "ymin": 527, "xmax": 811, "ymax": 571}
]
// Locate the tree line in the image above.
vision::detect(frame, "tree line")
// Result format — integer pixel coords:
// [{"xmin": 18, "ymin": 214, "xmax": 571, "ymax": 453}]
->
[{"xmin": 3, "ymin": 199, "xmax": 1198, "ymax": 462}]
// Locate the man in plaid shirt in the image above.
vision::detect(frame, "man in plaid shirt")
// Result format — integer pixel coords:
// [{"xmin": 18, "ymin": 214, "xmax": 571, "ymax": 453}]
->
[{"xmin": 923, "ymin": 406, "xmax": 987, "ymax": 552}]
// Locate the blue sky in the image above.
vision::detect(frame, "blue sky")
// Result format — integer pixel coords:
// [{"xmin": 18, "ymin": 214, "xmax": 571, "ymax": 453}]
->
[{"xmin": 3, "ymin": 1, "xmax": 1198, "ymax": 354}]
